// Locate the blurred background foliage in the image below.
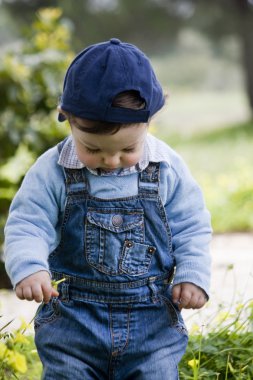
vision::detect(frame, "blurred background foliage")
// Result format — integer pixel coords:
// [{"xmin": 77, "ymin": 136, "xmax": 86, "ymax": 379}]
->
[{"xmin": 0, "ymin": 0, "xmax": 253, "ymax": 285}]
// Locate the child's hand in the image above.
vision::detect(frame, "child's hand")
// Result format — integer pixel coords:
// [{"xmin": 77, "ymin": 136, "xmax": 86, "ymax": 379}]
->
[
  {"xmin": 15, "ymin": 270, "xmax": 59, "ymax": 304},
  {"xmin": 172, "ymin": 282, "xmax": 207, "ymax": 310}
]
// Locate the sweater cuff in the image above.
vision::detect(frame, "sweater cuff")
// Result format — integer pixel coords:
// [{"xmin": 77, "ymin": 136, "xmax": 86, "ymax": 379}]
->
[{"xmin": 173, "ymin": 262, "xmax": 211, "ymax": 298}]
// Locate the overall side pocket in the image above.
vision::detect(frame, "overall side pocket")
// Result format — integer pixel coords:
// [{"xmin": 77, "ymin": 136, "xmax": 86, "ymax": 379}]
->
[
  {"xmin": 160, "ymin": 290, "xmax": 188, "ymax": 336},
  {"xmin": 34, "ymin": 298, "xmax": 61, "ymax": 330}
]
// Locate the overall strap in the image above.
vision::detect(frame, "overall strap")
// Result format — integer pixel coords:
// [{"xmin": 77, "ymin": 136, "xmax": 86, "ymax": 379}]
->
[
  {"xmin": 57, "ymin": 138, "xmax": 87, "ymax": 195},
  {"xmin": 64, "ymin": 168, "xmax": 87, "ymax": 195},
  {"xmin": 138, "ymin": 162, "xmax": 160, "ymax": 195}
]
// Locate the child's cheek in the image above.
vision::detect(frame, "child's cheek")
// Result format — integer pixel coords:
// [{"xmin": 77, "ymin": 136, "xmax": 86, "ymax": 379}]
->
[
  {"xmin": 76, "ymin": 151, "xmax": 95, "ymax": 167},
  {"xmin": 125, "ymin": 152, "xmax": 142, "ymax": 167}
]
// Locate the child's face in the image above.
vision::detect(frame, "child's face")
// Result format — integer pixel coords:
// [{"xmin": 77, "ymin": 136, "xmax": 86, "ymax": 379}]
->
[{"xmin": 70, "ymin": 118, "xmax": 148, "ymax": 171}]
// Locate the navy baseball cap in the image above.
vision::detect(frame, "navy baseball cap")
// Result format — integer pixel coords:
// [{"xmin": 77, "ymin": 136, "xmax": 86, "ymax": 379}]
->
[{"xmin": 58, "ymin": 38, "xmax": 165, "ymax": 123}]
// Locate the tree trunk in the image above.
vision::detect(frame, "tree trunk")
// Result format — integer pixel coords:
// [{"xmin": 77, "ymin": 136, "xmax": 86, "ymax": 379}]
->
[
  {"xmin": 235, "ymin": 0, "xmax": 253, "ymax": 116},
  {"xmin": 0, "ymin": 261, "xmax": 12, "ymax": 289}
]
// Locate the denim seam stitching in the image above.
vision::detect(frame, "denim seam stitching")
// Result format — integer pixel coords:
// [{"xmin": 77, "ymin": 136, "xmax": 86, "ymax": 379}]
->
[{"xmin": 51, "ymin": 271, "xmax": 171, "ymax": 289}]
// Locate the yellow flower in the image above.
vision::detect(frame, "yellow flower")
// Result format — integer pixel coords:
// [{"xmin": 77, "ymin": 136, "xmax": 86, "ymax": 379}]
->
[
  {"xmin": 18, "ymin": 317, "xmax": 30, "ymax": 332},
  {"xmin": 0, "ymin": 342, "xmax": 8, "ymax": 359},
  {"xmin": 7, "ymin": 350, "xmax": 27, "ymax": 374},
  {"xmin": 38, "ymin": 7, "xmax": 62, "ymax": 23},
  {"xmin": 13, "ymin": 332, "xmax": 30, "ymax": 345},
  {"xmin": 4, "ymin": 56, "xmax": 30, "ymax": 80},
  {"xmin": 51, "ymin": 277, "xmax": 66, "ymax": 290},
  {"xmin": 189, "ymin": 323, "xmax": 201, "ymax": 334},
  {"xmin": 188, "ymin": 358, "xmax": 199, "ymax": 369}
]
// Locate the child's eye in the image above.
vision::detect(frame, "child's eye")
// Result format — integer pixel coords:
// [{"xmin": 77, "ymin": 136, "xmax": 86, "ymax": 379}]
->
[
  {"xmin": 123, "ymin": 148, "xmax": 135, "ymax": 153},
  {"xmin": 86, "ymin": 147, "xmax": 100, "ymax": 154}
]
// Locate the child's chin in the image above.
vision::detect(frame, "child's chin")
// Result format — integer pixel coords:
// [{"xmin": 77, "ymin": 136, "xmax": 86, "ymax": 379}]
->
[
  {"xmin": 100, "ymin": 168, "xmax": 119, "ymax": 172},
  {"xmin": 101, "ymin": 167, "xmax": 118, "ymax": 171}
]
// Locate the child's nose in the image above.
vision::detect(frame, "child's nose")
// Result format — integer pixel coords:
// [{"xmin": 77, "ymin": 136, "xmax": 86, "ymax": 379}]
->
[{"xmin": 103, "ymin": 154, "xmax": 120, "ymax": 168}]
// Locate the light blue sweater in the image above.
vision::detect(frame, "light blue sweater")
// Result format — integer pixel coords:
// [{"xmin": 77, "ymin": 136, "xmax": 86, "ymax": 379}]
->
[{"xmin": 4, "ymin": 134, "xmax": 212, "ymax": 294}]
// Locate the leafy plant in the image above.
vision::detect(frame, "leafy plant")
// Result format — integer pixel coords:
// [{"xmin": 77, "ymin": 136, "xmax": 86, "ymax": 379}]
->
[
  {"xmin": 179, "ymin": 300, "xmax": 253, "ymax": 379},
  {"xmin": 0, "ymin": 316, "xmax": 40, "ymax": 379},
  {"xmin": 0, "ymin": 7, "xmax": 73, "ymax": 260},
  {"xmin": 0, "ymin": 278, "xmax": 65, "ymax": 379}
]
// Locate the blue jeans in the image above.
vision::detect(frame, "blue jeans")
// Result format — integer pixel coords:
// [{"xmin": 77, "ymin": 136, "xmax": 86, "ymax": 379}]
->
[{"xmin": 35, "ymin": 281, "xmax": 188, "ymax": 380}]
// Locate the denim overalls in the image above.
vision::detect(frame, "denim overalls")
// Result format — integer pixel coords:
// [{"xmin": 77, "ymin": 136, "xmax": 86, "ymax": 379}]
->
[{"xmin": 34, "ymin": 149, "xmax": 188, "ymax": 380}]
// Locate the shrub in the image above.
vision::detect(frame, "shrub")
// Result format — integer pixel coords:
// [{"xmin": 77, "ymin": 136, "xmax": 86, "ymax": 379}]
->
[{"xmin": 0, "ymin": 7, "xmax": 73, "ymax": 258}]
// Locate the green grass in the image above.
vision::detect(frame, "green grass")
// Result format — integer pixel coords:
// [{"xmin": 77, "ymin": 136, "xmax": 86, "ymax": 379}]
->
[
  {"xmin": 166, "ymin": 120, "xmax": 253, "ymax": 174},
  {"xmin": 179, "ymin": 299, "xmax": 253, "ymax": 379},
  {"xmin": 155, "ymin": 120, "xmax": 253, "ymax": 232},
  {"xmin": 1, "ymin": 299, "xmax": 252, "ymax": 379}
]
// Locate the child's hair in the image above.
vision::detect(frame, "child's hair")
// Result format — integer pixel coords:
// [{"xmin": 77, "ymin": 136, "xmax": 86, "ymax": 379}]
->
[{"xmin": 66, "ymin": 90, "xmax": 146, "ymax": 135}]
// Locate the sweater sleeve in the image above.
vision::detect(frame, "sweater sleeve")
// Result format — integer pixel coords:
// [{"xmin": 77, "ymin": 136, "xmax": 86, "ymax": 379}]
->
[
  {"xmin": 163, "ymin": 155, "xmax": 212, "ymax": 297},
  {"xmin": 4, "ymin": 146, "xmax": 65, "ymax": 288}
]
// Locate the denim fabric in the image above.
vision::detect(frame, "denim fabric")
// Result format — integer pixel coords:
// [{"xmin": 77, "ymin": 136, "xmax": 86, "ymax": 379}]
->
[
  {"xmin": 35, "ymin": 286, "xmax": 188, "ymax": 380},
  {"xmin": 34, "ymin": 161, "xmax": 188, "ymax": 379},
  {"xmin": 4, "ymin": 134, "xmax": 212, "ymax": 294}
]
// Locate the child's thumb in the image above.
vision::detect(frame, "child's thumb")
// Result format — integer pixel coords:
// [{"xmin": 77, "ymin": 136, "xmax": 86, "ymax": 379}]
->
[{"xmin": 51, "ymin": 288, "xmax": 59, "ymax": 297}]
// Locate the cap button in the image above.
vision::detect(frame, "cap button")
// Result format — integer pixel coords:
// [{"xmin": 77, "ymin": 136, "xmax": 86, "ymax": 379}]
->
[{"xmin": 110, "ymin": 38, "xmax": 121, "ymax": 45}]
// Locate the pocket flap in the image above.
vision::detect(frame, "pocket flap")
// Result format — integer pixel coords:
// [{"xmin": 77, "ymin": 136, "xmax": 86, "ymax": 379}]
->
[{"xmin": 86, "ymin": 208, "xmax": 144, "ymax": 232}]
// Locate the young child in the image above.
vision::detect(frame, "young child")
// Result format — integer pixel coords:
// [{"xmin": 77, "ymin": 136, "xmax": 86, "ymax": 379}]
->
[{"xmin": 4, "ymin": 38, "xmax": 212, "ymax": 379}]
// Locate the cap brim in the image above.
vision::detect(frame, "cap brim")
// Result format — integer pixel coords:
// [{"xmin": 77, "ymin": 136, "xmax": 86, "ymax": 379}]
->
[{"xmin": 58, "ymin": 112, "xmax": 67, "ymax": 122}]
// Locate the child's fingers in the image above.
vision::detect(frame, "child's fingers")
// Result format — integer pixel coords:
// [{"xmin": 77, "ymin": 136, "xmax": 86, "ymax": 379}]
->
[
  {"xmin": 178, "ymin": 288, "xmax": 192, "ymax": 309},
  {"xmin": 195, "ymin": 294, "xmax": 207, "ymax": 309},
  {"xmin": 41, "ymin": 282, "xmax": 55, "ymax": 304},
  {"xmin": 14, "ymin": 271, "xmax": 59, "ymax": 303},
  {"xmin": 22, "ymin": 286, "xmax": 33, "ymax": 301},
  {"xmin": 182, "ymin": 293, "xmax": 199, "ymax": 309},
  {"xmin": 172, "ymin": 283, "xmax": 208, "ymax": 310},
  {"xmin": 31, "ymin": 283, "xmax": 44, "ymax": 303},
  {"xmin": 172, "ymin": 284, "xmax": 182, "ymax": 304},
  {"xmin": 15, "ymin": 286, "xmax": 25, "ymax": 300}
]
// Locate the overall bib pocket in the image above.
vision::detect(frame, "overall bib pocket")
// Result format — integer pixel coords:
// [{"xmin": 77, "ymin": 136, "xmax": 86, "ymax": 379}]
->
[{"xmin": 85, "ymin": 207, "xmax": 155, "ymax": 276}]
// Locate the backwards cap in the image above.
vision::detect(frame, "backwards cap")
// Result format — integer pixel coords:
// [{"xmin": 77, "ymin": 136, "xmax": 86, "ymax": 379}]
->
[{"xmin": 58, "ymin": 38, "xmax": 164, "ymax": 123}]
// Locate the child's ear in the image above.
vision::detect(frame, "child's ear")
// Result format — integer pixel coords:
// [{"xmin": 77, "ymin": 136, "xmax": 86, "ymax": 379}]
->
[{"xmin": 57, "ymin": 106, "xmax": 68, "ymax": 121}]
